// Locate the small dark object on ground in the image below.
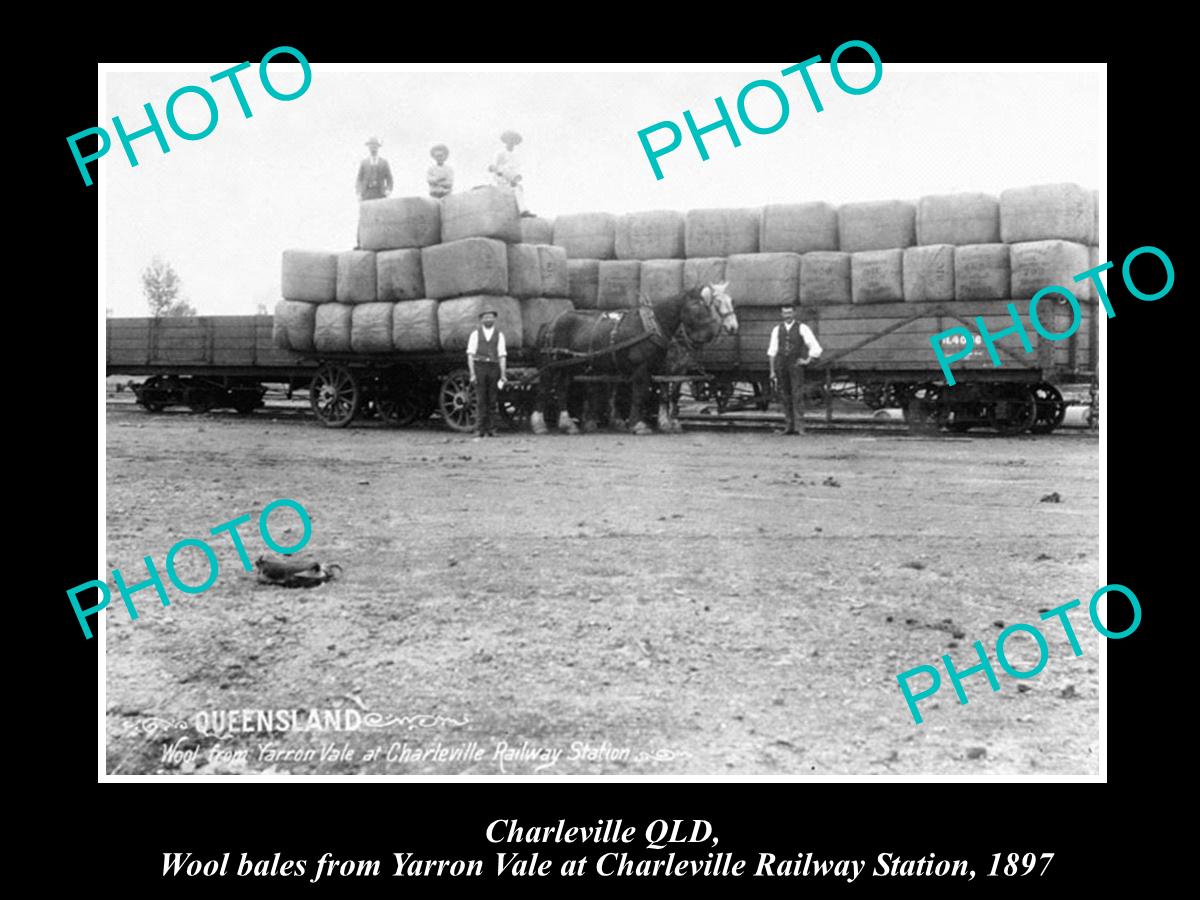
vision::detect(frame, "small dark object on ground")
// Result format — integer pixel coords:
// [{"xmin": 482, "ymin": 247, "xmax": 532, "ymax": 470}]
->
[
  {"xmin": 1040, "ymin": 492, "xmax": 1063, "ymax": 503},
  {"xmin": 255, "ymin": 555, "xmax": 342, "ymax": 588},
  {"xmin": 965, "ymin": 747, "xmax": 987, "ymax": 760},
  {"xmin": 823, "ymin": 476, "xmax": 841, "ymax": 488}
]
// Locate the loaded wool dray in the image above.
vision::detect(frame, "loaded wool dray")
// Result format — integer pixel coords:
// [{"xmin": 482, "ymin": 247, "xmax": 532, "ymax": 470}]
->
[{"xmin": 106, "ymin": 183, "xmax": 1099, "ymax": 435}]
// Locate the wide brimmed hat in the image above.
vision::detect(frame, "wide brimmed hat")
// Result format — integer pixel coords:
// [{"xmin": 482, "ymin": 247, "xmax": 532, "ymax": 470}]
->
[
  {"xmin": 500, "ymin": 130, "xmax": 523, "ymax": 145},
  {"xmin": 478, "ymin": 309, "xmax": 499, "ymax": 318},
  {"xmin": 430, "ymin": 143, "xmax": 449, "ymax": 158},
  {"xmin": 365, "ymin": 136, "xmax": 382, "ymax": 147}
]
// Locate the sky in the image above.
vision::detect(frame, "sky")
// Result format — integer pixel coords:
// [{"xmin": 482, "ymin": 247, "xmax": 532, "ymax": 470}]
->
[{"xmin": 101, "ymin": 63, "xmax": 1101, "ymax": 316}]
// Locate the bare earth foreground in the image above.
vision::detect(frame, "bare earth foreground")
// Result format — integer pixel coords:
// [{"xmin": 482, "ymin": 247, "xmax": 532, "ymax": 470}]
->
[{"xmin": 104, "ymin": 404, "xmax": 1100, "ymax": 776}]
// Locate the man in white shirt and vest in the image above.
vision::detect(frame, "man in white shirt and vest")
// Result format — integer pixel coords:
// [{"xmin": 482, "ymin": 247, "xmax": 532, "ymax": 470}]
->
[
  {"xmin": 767, "ymin": 304, "xmax": 823, "ymax": 435},
  {"xmin": 466, "ymin": 309, "xmax": 508, "ymax": 437}
]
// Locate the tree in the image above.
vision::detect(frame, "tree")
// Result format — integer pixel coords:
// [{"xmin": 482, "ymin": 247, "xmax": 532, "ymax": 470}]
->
[{"xmin": 141, "ymin": 257, "xmax": 196, "ymax": 317}]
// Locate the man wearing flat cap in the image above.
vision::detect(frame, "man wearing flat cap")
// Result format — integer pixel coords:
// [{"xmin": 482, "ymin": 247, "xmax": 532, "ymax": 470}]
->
[
  {"xmin": 466, "ymin": 309, "xmax": 508, "ymax": 437},
  {"xmin": 767, "ymin": 304, "xmax": 822, "ymax": 435},
  {"xmin": 356, "ymin": 137, "xmax": 393, "ymax": 201}
]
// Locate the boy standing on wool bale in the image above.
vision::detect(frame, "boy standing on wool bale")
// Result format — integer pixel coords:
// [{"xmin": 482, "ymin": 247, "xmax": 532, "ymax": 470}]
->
[
  {"xmin": 767, "ymin": 305, "xmax": 822, "ymax": 435},
  {"xmin": 466, "ymin": 309, "xmax": 509, "ymax": 438},
  {"xmin": 427, "ymin": 144, "xmax": 454, "ymax": 198},
  {"xmin": 489, "ymin": 130, "xmax": 533, "ymax": 216}
]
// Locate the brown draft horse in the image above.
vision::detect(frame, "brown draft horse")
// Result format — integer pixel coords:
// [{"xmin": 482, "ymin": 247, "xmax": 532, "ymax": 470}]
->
[{"xmin": 530, "ymin": 283, "xmax": 738, "ymax": 435}]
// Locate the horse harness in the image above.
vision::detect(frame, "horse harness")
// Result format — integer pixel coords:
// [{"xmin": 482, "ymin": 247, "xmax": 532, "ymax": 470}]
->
[{"xmin": 536, "ymin": 298, "xmax": 670, "ymax": 375}]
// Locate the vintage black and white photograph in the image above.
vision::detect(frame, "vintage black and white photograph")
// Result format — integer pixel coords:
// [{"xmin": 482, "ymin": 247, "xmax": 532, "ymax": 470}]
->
[{"xmin": 99, "ymin": 60, "xmax": 1103, "ymax": 778}]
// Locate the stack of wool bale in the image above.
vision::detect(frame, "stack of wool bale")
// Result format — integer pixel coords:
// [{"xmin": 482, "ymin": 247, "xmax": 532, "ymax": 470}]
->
[{"xmin": 274, "ymin": 187, "xmax": 574, "ymax": 355}]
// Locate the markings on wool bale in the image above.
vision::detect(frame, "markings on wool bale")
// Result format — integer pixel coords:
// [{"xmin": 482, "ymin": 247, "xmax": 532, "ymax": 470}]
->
[
  {"xmin": 567, "ymin": 259, "xmax": 602, "ymax": 309},
  {"xmin": 684, "ymin": 208, "xmax": 760, "ymax": 258},
  {"xmin": 724, "ymin": 252, "xmax": 800, "ymax": 306},
  {"xmin": 799, "ymin": 251, "xmax": 851, "ymax": 306},
  {"xmin": 614, "ymin": 210, "xmax": 686, "ymax": 260},
  {"xmin": 953, "ymin": 244, "xmax": 1010, "ymax": 302},
  {"xmin": 851, "ymin": 249, "xmax": 904, "ymax": 304},
  {"xmin": 640, "ymin": 259, "xmax": 685, "ymax": 304},
  {"xmin": 1009, "ymin": 240, "xmax": 1089, "ymax": 300},
  {"xmin": 596, "ymin": 261, "xmax": 643, "ymax": 310},
  {"xmin": 902, "ymin": 245, "xmax": 955, "ymax": 302}
]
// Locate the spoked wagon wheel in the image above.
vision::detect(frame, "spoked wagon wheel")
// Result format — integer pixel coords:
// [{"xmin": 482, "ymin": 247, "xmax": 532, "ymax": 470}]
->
[
  {"xmin": 376, "ymin": 388, "xmax": 422, "ymax": 427},
  {"xmin": 309, "ymin": 363, "xmax": 360, "ymax": 428},
  {"xmin": 1028, "ymin": 382, "xmax": 1066, "ymax": 434},
  {"xmin": 438, "ymin": 369, "xmax": 477, "ymax": 433},
  {"xmin": 990, "ymin": 385, "xmax": 1037, "ymax": 435},
  {"xmin": 137, "ymin": 375, "xmax": 167, "ymax": 412}
]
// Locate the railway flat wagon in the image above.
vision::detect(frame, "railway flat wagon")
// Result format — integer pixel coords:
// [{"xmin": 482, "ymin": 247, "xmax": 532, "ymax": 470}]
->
[
  {"xmin": 693, "ymin": 298, "xmax": 1097, "ymax": 434},
  {"xmin": 106, "ymin": 315, "xmax": 539, "ymax": 431}
]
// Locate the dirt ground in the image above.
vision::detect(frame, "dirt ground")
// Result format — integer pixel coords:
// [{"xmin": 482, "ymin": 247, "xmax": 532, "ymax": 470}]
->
[{"xmin": 104, "ymin": 401, "xmax": 1100, "ymax": 777}]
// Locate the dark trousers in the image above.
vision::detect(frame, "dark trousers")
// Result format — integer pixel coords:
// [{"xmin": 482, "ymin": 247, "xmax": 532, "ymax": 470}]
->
[
  {"xmin": 777, "ymin": 360, "xmax": 806, "ymax": 431},
  {"xmin": 474, "ymin": 363, "xmax": 500, "ymax": 434}
]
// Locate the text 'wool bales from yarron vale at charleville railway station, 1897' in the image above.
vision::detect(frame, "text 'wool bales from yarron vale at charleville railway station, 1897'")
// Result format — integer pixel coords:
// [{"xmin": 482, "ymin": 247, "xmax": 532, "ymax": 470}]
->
[{"xmin": 637, "ymin": 41, "xmax": 883, "ymax": 181}]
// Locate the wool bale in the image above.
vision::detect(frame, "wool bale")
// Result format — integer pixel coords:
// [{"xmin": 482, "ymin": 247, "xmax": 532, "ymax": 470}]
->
[
  {"xmin": 615, "ymin": 210, "xmax": 685, "ymax": 260},
  {"xmin": 520, "ymin": 216, "xmax": 554, "ymax": 244},
  {"xmin": 313, "ymin": 303, "xmax": 354, "ymax": 352},
  {"xmin": 553, "ymin": 212, "xmax": 616, "ymax": 259},
  {"xmin": 281, "ymin": 250, "xmax": 337, "ymax": 303},
  {"xmin": 597, "ymin": 260, "xmax": 642, "ymax": 310},
  {"xmin": 640, "ymin": 259, "xmax": 684, "ymax": 303},
  {"xmin": 537, "ymin": 245, "xmax": 569, "ymax": 297},
  {"xmin": 391, "ymin": 299, "xmax": 440, "ymax": 352},
  {"xmin": 273, "ymin": 300, "xmax": 317, "ymax": 351},
  {"xmin": 851, "ymin": 249, "xmax": 904, "ymax": 304},
  {"xmin": 902, "ymin": 245, "xmax": 955, "ymax": 302},
  {"xmin": 799, "ymin": 252, "xmax": 851, "ymax": 306},
  {"xmin": 437, "ymin": 296, "xmax": 523, "ymax": 352},
  {"xmin": 954, "ymin": 244, "xmax": 1010, "ymax": 301},
  {"xmin": 683, "ymin": 258, "xmax": 727, "ymax": 292},
  {"xmin": 684, "ymin": 208, "xmax": 760, "ymax": 258},
  {"xmin": 520, "ymin": 297, "xmax": 574, "ymax": 347},
  {"xmin": 375, "ymin": 249, "xmax": 424, "ymax": 302},
  {"xmin": 350, "ymin": 302, "xmax": 394, "ymax": 353},
  {"xmin": 506, "ymin": 244, "xmax": 543, "ymax": 299},
  {"xmin": 724, "ymin": 253, "xmax": 800, "ymax": 307},
  {"xmin": 440, "ymin": 187, "xmax": 521, "ymax": 243},
  {"xmin": 358, "ymin": 196, "xmax": 441, "ymax": 250},
  {"xmin": 1000, "ymin": 183, "xmax": 1094, "ymax": 244},
  {"xmin": 838, "ymin": 200, "xmax": 916, "ymax": 252},
  {"xmin": 1080, "ymin": 245, "xmax": 1099, "ymax": 302},
  {"xmin": 567, "ymin": 259, "xmax": 601, "ymax": 308},
  {"xmin": 336, "ymin": 250, "xmax": 377, "ymax": 303},
  {"xmin": 421, "ymin": 238, "xmax": 508, "ymax": 300},
  {"xmin": 1010, "ymin": 240, "xmax": 1089, "ymax": 300},
  {"xmin": 1090, "ymin": 189, "xmax": 1099, "ymax": 245},
  {"xmin": 915, "ymin": 193, "xmax": 1000, "ymax": 246},
  {"xmin": 760, "ymin": 202, "xmax": 838, "ymax": 253}
]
